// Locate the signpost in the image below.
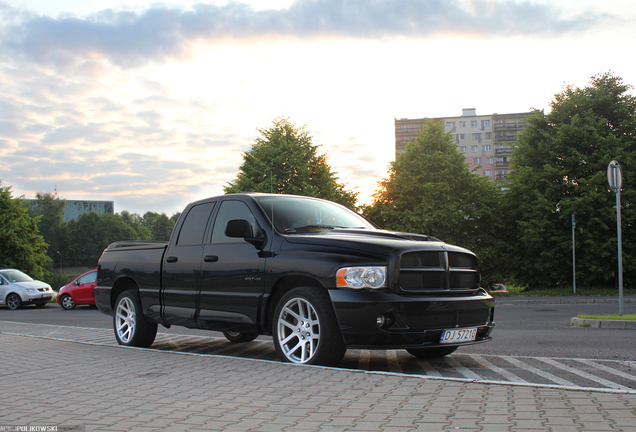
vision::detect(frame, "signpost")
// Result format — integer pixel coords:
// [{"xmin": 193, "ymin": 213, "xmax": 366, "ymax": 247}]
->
[
  {"xmin": 607, "ymin": 160, "xmax": 624, "ymax": 316},
  {"xmin": 572, "ymin": 213, "xmax": 576, "ymax": 295}
]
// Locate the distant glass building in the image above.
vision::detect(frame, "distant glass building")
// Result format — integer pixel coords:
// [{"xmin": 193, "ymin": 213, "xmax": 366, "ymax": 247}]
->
[
  {"xmin": 26, "ymin": 200, "xmax": 114, "ymax": 222},
  {"xmin": 395, "ymin": 108, "xmax": 532, "ymax": 182}
]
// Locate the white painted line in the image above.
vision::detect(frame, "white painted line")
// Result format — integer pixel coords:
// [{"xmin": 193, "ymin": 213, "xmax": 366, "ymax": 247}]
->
[
  {"xmin": 444, "ymin": 356, "xmax": 482, "ymax": 380},
  {"xmin": 386, "ymin": 350, "xmax": 402, "ymax": 374},
  {"xmin": 574, "ymin": 359, "xmax": 636, "ymax": 383},
  {"xmin": 415, "ymin": 359, "xmax": 442, "ymax": 377},
  {"xmin": 501, "ymin": 356, "xmax": 576, "ymax": 387},
  {"xmin": 536, "ymin": 357, "xmax": 632, "ymax": 391},
  {"xmin": 471, "ymin": 354, "xmax": 527, "ymax": 383}
]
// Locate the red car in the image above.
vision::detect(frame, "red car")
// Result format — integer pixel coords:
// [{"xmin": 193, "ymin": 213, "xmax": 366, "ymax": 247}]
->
[{"xmin": 58, "ymin": 270, "xmax": 97, "ymax": 310}]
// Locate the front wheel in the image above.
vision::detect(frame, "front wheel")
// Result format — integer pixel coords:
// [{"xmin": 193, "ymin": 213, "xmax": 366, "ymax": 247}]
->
[
  {"xmin": 406, "ymin": 346, "xmax": 458, "ymax": 358},
  {"xmin": 273, "ymin": 287, "xmax": 346, "ymax": 366},
  {"xmin": 114, "ymin": 290, "xmax": 157, "ymax": 348},
  {"xmin": 6, "ymin": 293, "xmax": 22, "ymax": 310},
  {"xmin": 60, "ymin": 294, "xmax": 76, "ymax": 310},
  {"xmin": 223, "ymin": 331, "xmax": 259, "ymax": 343}
]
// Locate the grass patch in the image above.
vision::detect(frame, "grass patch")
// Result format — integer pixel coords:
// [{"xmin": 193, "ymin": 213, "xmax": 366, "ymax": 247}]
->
[
  {"xmin": 490, "ymin": 285, "xmax": 636, "ymax": 297},
  {"xmin": 578, "ymin": 314, "xmax": 636, "ymax": 321}
]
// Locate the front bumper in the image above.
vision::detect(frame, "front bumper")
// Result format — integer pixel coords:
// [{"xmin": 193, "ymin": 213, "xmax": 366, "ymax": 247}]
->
[
  {"xmin": 23, "ymin": 293, "xmax": 53, "ymax": 304},
  {"xmin": 328, "ymin": 289, "xmax": 495, "ymax": 349}
]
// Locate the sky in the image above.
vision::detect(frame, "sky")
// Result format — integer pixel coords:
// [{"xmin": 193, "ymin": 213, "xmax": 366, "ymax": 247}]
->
[{"xmin": 1, "ymin": 0, "xmax": 635, "ymax": 216}]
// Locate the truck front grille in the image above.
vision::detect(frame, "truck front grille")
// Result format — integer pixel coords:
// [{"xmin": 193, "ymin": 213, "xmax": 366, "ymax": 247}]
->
[{"xmin": 398, "ymin": 250, "xmax": 480, "ymax": 293}]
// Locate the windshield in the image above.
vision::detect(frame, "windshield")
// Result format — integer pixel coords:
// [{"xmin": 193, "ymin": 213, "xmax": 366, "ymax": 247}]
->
[
  {"xmin": 255, "ymin": 196, "xmax": 375, "ymax": 233},
  {"xmin": 0, "ymin": 269, "xmax": 34, "ymax": 283}
]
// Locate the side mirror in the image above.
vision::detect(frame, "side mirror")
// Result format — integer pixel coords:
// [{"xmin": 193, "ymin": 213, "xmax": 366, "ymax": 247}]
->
[
  {"xmin": 225, "ymin": 219, "xmax": 266, "ymax": 250},
  {"xmin": 225, "ymin": 219, "xmax": 254, "ymax": 238}
]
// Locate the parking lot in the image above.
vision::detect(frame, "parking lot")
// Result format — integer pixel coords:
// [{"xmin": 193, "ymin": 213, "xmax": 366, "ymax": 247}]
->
[{"xmin": 1, "ymin": 296, "xmax": 636, "ymax": 431}]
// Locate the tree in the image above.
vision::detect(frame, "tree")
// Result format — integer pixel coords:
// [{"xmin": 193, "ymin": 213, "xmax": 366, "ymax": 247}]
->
[
  {"xmin": 66, "ymin": 212, "xmax": 138, "ymax": 267},
  {"xmin": 26, "ymin": 192, "xmax": 68, "ymax": 268},
  {"xmin": 224, "ymin": 117, "xmax": 358, "ymax": 208},
  {"xmin": 141, "ymin": 212, "xmax": 176, "ymax": 241},
  {"xmin": 503, "ymin": 72, "xmax": 636, "ymax": 289},
  {"xmin": 120, "ymin": 210, "xmax": 151, "ymax": 240},
  {"xmin": 0, "ymin": 182, "xmax": 51, "ymax": 278},
  {"xmin": 362, "ymin": 120, "xmax": 503, "ymax": 285}
]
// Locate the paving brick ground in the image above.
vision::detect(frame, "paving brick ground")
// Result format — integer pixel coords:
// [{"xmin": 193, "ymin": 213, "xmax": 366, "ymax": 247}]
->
[{"xmin": 1, "ymin": 333, "xmax": 635, "ymax": 431}]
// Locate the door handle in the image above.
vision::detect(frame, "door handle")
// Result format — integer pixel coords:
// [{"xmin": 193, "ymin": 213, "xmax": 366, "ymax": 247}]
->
[
  {"xmin": 166, "ymin": 256, "xmax": 178, "ymax": 263},
  {"xmin": 204, "ymin": 255, "xmax": 219, "ymax": 263}
]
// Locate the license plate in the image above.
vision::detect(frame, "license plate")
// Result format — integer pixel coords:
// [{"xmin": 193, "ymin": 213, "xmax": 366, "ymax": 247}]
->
[{"xmin": 440, "ymin": 327, "xmax": 477, "ymax": 344}]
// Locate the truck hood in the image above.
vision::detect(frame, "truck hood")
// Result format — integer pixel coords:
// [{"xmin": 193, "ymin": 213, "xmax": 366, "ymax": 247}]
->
[{"xmin": 282, "ymin": 228, "xmax": 474, "ymax": 256}]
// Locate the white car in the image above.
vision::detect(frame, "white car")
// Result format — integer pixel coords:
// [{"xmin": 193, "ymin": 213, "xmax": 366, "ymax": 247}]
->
[{"xmin": 0, "ymin": 269, "xmax": 54, "ymax": 310}]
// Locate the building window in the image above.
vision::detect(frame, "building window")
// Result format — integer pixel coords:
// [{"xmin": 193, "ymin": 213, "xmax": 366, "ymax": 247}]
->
[
  {"xmin": 470, "ymin": 120, "xmax": 477, "ymax": 128},
  {"xmin": 482, "ymin": 145, "xmax": 492, "ymax": 152},
  {"xmin": 459, "ymin": 146, "xmax": 467, "ymax": 153},
  {"xmin": 481, "ymin": 120, "xmax": 491, "ymax": 128},
  {"xmin": 485, "ymin": 132, "xmax": 492, "ymax": 139},
  {"xmin": 483, "ymin": 170, "xmax": 492, "ymax": 177},
  {"xmin": 459, "ymin": 121, "xmax": 466, "ymax": 128},
  {"xmin": 471, "ymin": 145, "xmax": 478, "ymax": 152},
  {"xmin": 446, "ymin": 122, "xmax": 455, "ymax": 129},
  {"xmin": 473, "ymin": 158, "xmax": 483, "ymax": 165},
  {"xmin": 455, "ymin": 134, "xmax": 465, "ymax": 143},
  {"xmin": 487, "ymin": 157, "xmax": 494, "ymax": 164}
]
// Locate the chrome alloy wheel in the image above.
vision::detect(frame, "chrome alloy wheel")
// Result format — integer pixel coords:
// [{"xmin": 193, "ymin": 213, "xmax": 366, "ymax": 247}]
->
[
  {"xmin": 277, "ymin": 297, "xmax": 321, "ymax": 363},
  {"xmin": 115, "ymin": 297, "xmax": 136, "ymax": 344},
  {"xmin": 6, "ymin": 294, "xmax": 21, "ymax": 310}
]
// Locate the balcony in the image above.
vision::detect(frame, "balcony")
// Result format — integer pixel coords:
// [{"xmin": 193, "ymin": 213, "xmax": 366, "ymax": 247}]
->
[
  {"xmin": 494, "ymin": 135, "xmax": 517, "ymax": 142},
  {"xmin": 495, "ymin": 148, "xmax": 513, "ymax": 155},
  {"xmin": 494, "ymin": 123, "xmax": 521, "ymax": 130}
]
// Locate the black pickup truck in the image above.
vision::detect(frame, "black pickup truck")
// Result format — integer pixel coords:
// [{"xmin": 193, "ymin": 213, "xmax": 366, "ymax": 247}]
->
[{"xmin": 95, "ymin": 193, "xmax": 494, "ymax": 366}]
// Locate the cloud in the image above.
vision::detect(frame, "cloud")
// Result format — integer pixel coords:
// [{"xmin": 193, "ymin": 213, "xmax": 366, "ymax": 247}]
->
[{"xmin": 0, "ymin": 0, "xmax": 612, "ymax": 67}]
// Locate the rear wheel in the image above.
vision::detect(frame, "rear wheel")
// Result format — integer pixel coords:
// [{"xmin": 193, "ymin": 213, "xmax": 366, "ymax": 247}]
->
[
  {"xmin": 60, "ymin": 294, "xmax": 76, "ymax": 310},
  {"xmin": 6, "ymin": 293, "xmax": 22, "ymax": 310},
  {"xmin": 114, "ymin": 290, "xmax": 157, "ymax": 348},
  {"xmin": 223, "ymin": 331, "xmax": 259, "ymax": 343},
  {"xmin": 406, "ymin": 346, "xmax": 458, "ymax": 358},
  {"xmin": 273, "ymin": 287, "xmax": 346, "ymax": 366}
]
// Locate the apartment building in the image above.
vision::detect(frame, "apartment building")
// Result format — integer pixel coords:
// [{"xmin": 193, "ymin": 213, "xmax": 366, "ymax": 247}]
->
[{"xmin": 395, "ymin": 108, "xmax": 532, "ymax": 182}]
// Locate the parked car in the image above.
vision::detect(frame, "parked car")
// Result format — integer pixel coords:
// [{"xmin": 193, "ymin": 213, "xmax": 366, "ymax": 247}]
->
[
  {"xmin": 95, "ymin": 193, "xmax": 494, "ymax": 366},
  {"xmin": 58, "ymin": 269, "xmax": 97, "ymax": 310},
  {"xmin": 0, "ymin": 268, "xmax": 54, "ymax": 310}
]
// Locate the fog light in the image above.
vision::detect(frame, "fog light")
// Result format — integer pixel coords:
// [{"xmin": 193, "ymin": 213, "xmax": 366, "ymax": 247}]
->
[{"xmin": 376, "ymin": 314, "xmax": 395, "ymax": 329}]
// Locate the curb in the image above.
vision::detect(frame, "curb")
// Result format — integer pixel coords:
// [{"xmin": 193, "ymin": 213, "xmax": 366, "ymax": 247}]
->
[
  {"xmin": 570, "ymin": 316, "xmax": 636, "ymax": 330},
  {"xmin": 495, "ymin": 295, "xmax": 636, "ymax": 305}
]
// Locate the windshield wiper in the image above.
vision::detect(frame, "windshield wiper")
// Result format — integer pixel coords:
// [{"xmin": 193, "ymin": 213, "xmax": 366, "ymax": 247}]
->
[{"xmin": 283, "ymin": 225, "xmax": 336, "ymax": 233}]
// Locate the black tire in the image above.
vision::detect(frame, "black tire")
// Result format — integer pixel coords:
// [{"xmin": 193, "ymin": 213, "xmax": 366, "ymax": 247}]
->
[
  {"xmin": 113, "ymin": 289, "xmax": 157, "ymax": 348},
  {"xmin": 35, "ymin": 302, "xmax": 48, "ymax": 308},
  {"xmin": 273, "ymin": 287, "xmax": 346, "ymax": 366},
  {"xmin": 406, "ymin": 346, "xmax": 458, "ymax": 358},
  {"xmin": 223, "ymin": 331, "xmax": 259, "ymax": 343},
  {"xmin": 6, "ymin": 293, "xmax": 22, "ymax": 310},
  {"xmin": 60, "ymin": 294, "xmax": 76, "ymax": 310}
]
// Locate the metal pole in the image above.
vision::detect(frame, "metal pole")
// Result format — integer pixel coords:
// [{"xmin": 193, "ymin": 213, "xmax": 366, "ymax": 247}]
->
[
  {"xmin": 572, "ymin": 214, "xmax": 576, "ymax": 295},
  {"xmin": 617, "ymin": 188, "xmax": 624, "ymax": 316}
]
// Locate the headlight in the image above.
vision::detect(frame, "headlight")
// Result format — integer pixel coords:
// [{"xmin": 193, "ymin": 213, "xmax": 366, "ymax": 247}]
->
[
  {"xmin": 336, "ymin": 267, "xmax": 386, "ymax": 289},
  {"xmin": 26, "ymin": 288, "xmax": 37, "ymax": 294}
]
